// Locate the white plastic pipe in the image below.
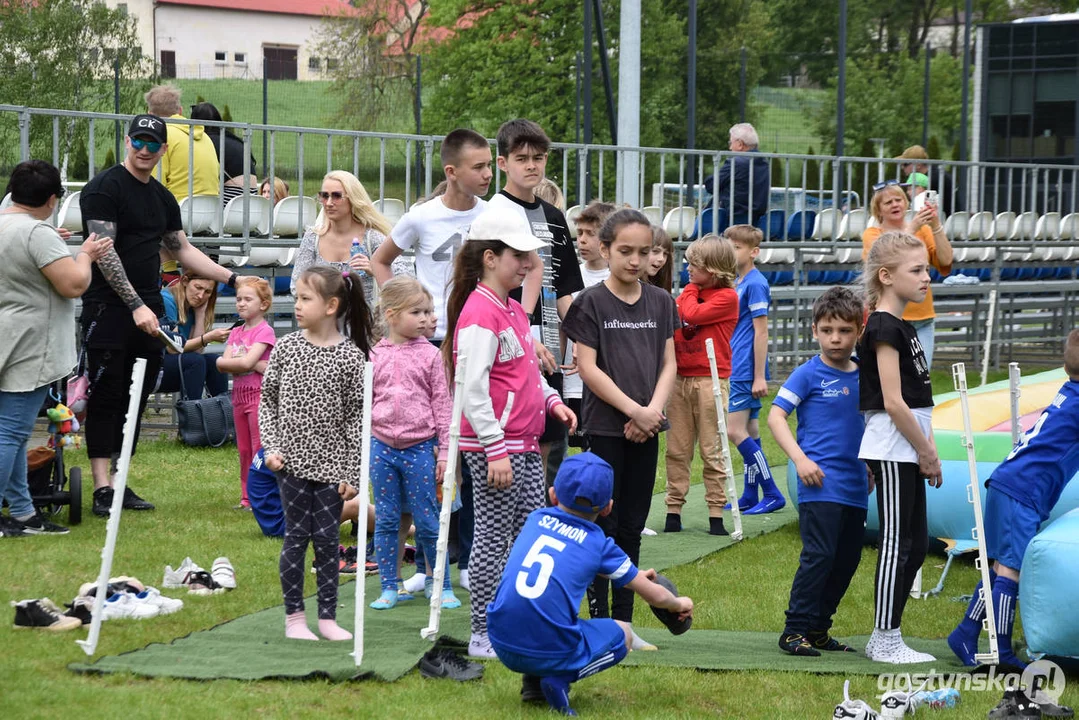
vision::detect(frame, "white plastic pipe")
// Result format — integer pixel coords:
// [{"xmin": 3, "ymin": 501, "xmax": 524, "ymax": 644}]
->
[
  {"xmin": 77, "ymin": 358, "xmax": 146, "ymax": 656},
  {"xmin": 953, "ymin": 362, "xmax": 999, "ymax": 665},
  {"xmin": 705, "ymin": 339, "xmax": 742, "ymax": 541},
  {"xmin": 352, "ymin": 361, "xmax": 374, "ymax": 666},
  {"xmin": 1008, "ymin": 362, "xmax": 1022, "ymax": 446},
  {"xmin": 422, "ymin": 350, "xmax": 467, "ymax": 641},
  {"xmin": 980, "ymin": 289, "xmax": 998, "ymax": 386}
]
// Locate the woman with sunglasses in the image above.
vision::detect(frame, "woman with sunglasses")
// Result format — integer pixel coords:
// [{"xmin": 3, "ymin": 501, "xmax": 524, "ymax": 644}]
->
[
  {"xmin": 0, "ymin": 160, "xmax": 113, "ymax": 535},
  {"xmin": 289, "ymin": 170, "xmax": 411, "ymax": 308},
  {"xmin": 861, "ymin": 180, "xmax": 953, "ymax": 366}
]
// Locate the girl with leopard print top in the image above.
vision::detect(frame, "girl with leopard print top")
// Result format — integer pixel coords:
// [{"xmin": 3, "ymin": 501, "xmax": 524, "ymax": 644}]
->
[{"xmin": 259, "ymin": 265, "xmax": 373, "ymax": 642}]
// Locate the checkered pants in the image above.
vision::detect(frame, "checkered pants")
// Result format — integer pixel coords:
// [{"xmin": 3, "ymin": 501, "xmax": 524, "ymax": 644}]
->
[
  {"xmin": 463, "ymin": 451, "xmax": 544, "ymax": 636},
  {"xmin": 279, "ymin": 474, "xmax": 344, "ymax": 619}
]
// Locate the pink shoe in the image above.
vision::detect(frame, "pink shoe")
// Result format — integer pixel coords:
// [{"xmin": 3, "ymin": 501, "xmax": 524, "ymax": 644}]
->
[
  {"xmin": 285, "ymin": 611, "xmax": 317, "ymax": 641},
  {"xmin": 318, "ymin": 619, "xmax": 352, "ymax": 641}
]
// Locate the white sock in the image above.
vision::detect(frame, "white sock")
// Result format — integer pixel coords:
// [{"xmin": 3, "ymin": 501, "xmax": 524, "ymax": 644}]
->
[{"xmin": 630, "ymin": 628, "xmax": 657, "ymax": 651}]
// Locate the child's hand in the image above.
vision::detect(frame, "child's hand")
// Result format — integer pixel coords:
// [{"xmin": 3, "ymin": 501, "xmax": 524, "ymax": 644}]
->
[
  {"xmin": 553, "ymin": 404, "xmax": 577, "ymax": 435},
  {"xmin": 751, "ymin": 377, "xmax": 769, "ymax": 399},
  {"xmin": 918, "ymin": 447, "xmax": 942, "ymax": 485},
  {"xmin": 795, "ymin": 458, "xmax": 824, "ymax": 487},
  {"xmin": 630, "ymin": 405, "xmax": 663, "ymax": 436},
  {"xmin": 673, "ymin": 596, "xmax": 694, "ymax": 620},
  {"xmin": 533, "ymin": 338, "xmax": 557, "ymax": 374},
  {"xmin": 623, "ymin": 419, "xmax": 649, "ymax": 443},
  {"xmin": 338, "ymin": 482, "xmax": 358, "ymax": 500},
  {"xmin": 435, "ymin": 459, "xmax": 447, "ymax": 484},
  {"xmin": 487, "ymin": 456, "xmax": 513, "ymax": 489},
  {"xmin": 265, "ymin": 453, "xmax": 284, "ymax": 471}
]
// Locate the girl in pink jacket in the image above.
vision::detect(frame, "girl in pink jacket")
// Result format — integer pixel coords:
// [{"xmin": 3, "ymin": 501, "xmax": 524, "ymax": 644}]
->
[
  {"xmin": 442, "ymin": 209, "xmax": 577, "ymax": 659},
  {"xmin": 369, "ymin": 277, "xmax": 460, "ymax": 611}
]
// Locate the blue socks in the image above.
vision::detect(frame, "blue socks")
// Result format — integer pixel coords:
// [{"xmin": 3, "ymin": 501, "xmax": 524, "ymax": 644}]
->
[
  {"xmin": 737, "ymin": 437, "xmax": 785, "ymax": 515},
  {"xmin": 992, "ymin": 576, "xmax": 1025, "ymax": 669},
  {"xmin": 948, "ymin": 573, "xmax": 994, "ymax": 665}
]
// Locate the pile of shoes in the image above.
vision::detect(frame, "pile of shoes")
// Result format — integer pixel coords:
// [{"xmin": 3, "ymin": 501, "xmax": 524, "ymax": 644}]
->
[
  {"xmin": 315, "ymin": 545, "xmax": 378, "ymax": 576},
  {"xmin": 64, "ymin": 576, "xmax": 184, "ymax": 623},
  {"xmin": 163, "ymin": 557, "xmax": 236, "ymax": 595},
  {"xmin": 11, "ymin": 598, "xmax": 82, "ymax": 631},
  {"xmin": 990, "ymin": 686, "xmax": 1075, "ymax": 719}
]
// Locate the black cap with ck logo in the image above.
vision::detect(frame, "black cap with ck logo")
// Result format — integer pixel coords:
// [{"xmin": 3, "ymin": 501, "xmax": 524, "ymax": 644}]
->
[{"xmin": 127, "ymin": 114, "xmax": 167, "ymax": 145}]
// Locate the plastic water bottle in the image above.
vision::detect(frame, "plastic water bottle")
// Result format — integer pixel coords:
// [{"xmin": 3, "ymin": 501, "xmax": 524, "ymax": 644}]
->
[
  {"xmin": 350, "ymin": 238, "xmax": 367, "ymax": 278},
  {"xmin": 911, "ymin": 688, "xmax": 960, "ymax": 710}
]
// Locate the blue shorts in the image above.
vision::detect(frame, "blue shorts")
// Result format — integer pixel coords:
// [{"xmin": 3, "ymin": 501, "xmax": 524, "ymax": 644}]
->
[
  {"xmin": 492, "ymin": 618, "xmax": 627, "ymax": 678},
  {"xmin": 728, "ymin": 380, "xmax": 761, "ymax": 419},
  {"xmin": 984, "ymin": 486, "xmax": 1043, "ymax": 571}
]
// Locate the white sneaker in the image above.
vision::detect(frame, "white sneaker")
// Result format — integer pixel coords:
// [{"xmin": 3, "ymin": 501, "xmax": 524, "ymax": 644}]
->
[
  {"xmin": 879, "ymin": 676, "xmax": 929, "ymax": 717},
  {"xmin": 870, "ymin": 632, "xmax": 936, "ymax": 665},
  {"xmin": 835, "ymin": 680, "xmax": 880, "ymax": 719},
  {"xmin": 211, "ymin": 557, "xmax": 237, "ymax": 590},
  {"xmin": 468, "ymin": 632, "xmax": 496, "ymax": 659},
  {"xmin": 459, "ymin": 568, "xmax": 470, "ymax": 592},
  {"xmin": 163, "ymin": 557, "xmax": 202, "ymax": 588},
  {"xmin": 864, "ymin": 628, "xmax": 885, "ymax": 659},
  {"xmin": 101, "ymin": 592, "xmax": 159, "ymax": 620},
  {"xmin": 134, "ymin": 587, "xmax": 183, "ymax": 615},
  {"xmin": 641, "ymin": 527, "xmax": 657, "ymax": 536},
  {"xmin": 402, "ymin": 572, "xmax": 426, "ymax": 595}
]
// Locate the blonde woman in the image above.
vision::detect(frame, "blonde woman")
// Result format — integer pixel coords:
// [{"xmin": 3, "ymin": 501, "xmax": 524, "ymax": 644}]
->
[
  {"xmin": 861, "ymin": 181, "xmax": 953, "ymax": 366},
  {"xmin": 290, "ymin": 170, "xmax": 411, "ymax": 305}
]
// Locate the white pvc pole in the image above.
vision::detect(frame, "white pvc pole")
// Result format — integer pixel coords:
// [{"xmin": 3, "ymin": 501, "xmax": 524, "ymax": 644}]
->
[
  {"xmin": 77, "ymin": 358, "xmax": 146, "ymax": 657},
  {"xmin": 980, "ymin": 289, "xmax": 998, "ymax": 386},
  {"xmin": 953, "ymin": 362, "xmax": 999, "ymax": 665},
  {"xmin": 422, "ymin": 350, "xmax": 466, "ymax": 641},
  {"xmin": 1008, "ymin": 362, "xmax": 1021, "ymax": 446},
  {"xmin": 352, "ymin": 361, "xmax": 374, "ymax": 667},
  {"xmin": 705, "ymin": 339, "xmax": 742, "ymax": 541}
]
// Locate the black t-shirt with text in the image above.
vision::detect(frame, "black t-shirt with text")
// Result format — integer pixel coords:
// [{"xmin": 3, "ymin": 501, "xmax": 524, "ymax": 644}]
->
[
  {"xmin": 80, "ymin": 164, "xmax": 183, "ymax": 310},
  {"xmin": 562, "ymin": 281, "xmax": 679, "ymax": 437},
  {"xmin": 857, "ymin": 311, "xmax": 934, "ymax": 411}
]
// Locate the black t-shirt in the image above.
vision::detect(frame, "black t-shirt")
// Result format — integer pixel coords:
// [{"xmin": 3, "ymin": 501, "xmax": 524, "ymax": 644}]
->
[
  {"xmin": 80, "ymin": 164, "xmax": 183, "ymax": 310},
  {"xmin": 857, "ymin": 311, "xmax": 933, "ymax": 411},
  {"xmin": 209, "ymin": 133, "xmax": 257, "ymax": 180},
  {"xmin": 562, "ymin": 282, "xmax": 679, "ymax": 437}
]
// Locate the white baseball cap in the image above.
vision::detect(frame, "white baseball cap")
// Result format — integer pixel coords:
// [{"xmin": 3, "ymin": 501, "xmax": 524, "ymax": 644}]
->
[{"xmin": 467, "ymin": 208, "xmax": 548, "ymax": 252}]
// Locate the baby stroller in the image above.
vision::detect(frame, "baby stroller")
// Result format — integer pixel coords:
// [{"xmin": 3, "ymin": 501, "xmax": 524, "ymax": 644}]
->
[{"xmin": 26, "ymin": 381, "xmax": 83, "ymax": 525}]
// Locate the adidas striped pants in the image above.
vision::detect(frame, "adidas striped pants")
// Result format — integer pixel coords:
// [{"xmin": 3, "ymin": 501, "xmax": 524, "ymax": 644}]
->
[{"xmin": 867, "ymin": 460, "xmax": 928, "ymax": 631}]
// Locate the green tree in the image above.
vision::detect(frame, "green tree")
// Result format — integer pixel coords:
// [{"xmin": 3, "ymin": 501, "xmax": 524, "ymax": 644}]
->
[{"xmin": 0, "ymin": 0, "xmax": 148, "ymax": 177}]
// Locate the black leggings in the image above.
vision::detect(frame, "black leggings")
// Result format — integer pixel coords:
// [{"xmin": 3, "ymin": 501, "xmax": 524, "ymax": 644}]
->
[
  {"xmin": 279, "ymin": 474, "xmax": 344, "ymax": 619},
  {"xmin": 84, "ymin": 336, "xmax": 163, "ymax": 460},
  {"xmin": 586, "ymin": 434, "xmax": 659, "ymax": 623},
  {"xmin": 868, "ymin": 459, "xmax": 928, "ymax": 631}
]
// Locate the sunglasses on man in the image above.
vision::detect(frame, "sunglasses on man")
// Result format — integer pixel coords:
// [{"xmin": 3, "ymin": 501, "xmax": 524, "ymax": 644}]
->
[
  {"xmin": 131, "ymin": 138, "xmax": 163, "ymax": 153},
  {"xmin": 318, "ymin": 191, "xmax": 346, "ymax": 202}
]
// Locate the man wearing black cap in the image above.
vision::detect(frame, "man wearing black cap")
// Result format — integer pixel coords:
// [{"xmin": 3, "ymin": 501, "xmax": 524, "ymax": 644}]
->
[{"xmin": 79, "ymin": 113, "xmax": 240, "ymax": 517}]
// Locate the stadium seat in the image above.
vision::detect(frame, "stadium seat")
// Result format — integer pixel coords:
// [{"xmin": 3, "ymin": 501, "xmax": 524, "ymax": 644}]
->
[
  {"xmin": 692, "ymin": 207, "xmax": 728, "ymax": 239},
  {"xmin": 966, "ymin": 211, "xmax": 996, "ymax": 262},
  {"xmin": 213, "ymin": 194, "xmax": 271, "ymax": 237},
  {"xmin": 1010, "ymin": 210, "xmax": 1038, "ymax": 241},
  {"xmin": 811, "ymin": 208, "xmax": 842, "ymax": 240},
  {"xmin": 565, "ymin": 205, "xmax": 582, "ymax": 238},
  {"xmin": 944, "ymin": 211, "xmax": 971, "ymax": 260},
  {"xmin": 247, "ymin": 246, "xmax": 295, "ymax": 267},
  {"xmin": 57, "ymin": 191, "xmax": 82, "ymax": 233},
  {"xmin": 376, "ymin": 198, "xmax": 405, "ymax": 228},
  {"xmin": 756, "ymin": 209, "xmax": 786, "ymax": 240},
  {"xmin": 1033, "ymin": 212, "xmax": 1061, "ymax": 260},
  {"xmin": 641, "ymin": 205, "xmax": 663, "ymax": 226},
  {"xmin": 838, "ymin": 209, "xmax": 868, "ymax": 240},
  {"xmin": 663, "ymin": 206, "xmax": 697, "ymax": 239},
  {"xmin": 0, "ymin": 193, "xmax": 11, "ymax": 211},
  {"xmin": 1059, "ymin": 213, "xmax": 1079, "ymax": 261},
  {"xmin": 786, "ymin": 210, "xmax": 816, "ymax": 240},
  {"xmin": 993, "ymin": 211, "xmax": 1016, "ymax": 241},
  {"xmin": 272, "ymin": 196, "xmax": 318, "ymax": 237},
  {"xmin": 178, "ymin": 195, "xmax": 220, "ymax": 236}
]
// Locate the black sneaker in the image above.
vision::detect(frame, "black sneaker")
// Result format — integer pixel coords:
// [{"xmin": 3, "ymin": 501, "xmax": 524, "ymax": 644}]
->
[
  {"xmin": 663, "ymin": 513, "xmax": 682, "ymax": 533},
  {"xmin": 122, "ymin": 487, "xmax": 155, "ymax": 511},
  {"xmin": 18, "ymin": 512, "xmax": 70, "ymax": 535},
  {"xmin": 11, "ymin": 598, "xmax": 82, "ymax": 631},
  {"xmin": 778, "ymin": 632, "xmax": 821, "ymax": 657},
  {"xmin": 709, "ymin": 517, "xmax": 729, "ymax": 536},
  {"xmin": 64, "ymin": 596, "xmax": 94, "ymax": 625},
  {"xmin": 92, "ymin": 487, "xmax": 114, "ymax": 517},
  {"xmin": 0, "ymin": 515, "xmax": 28, "ymax": 538},
  {"xmin": 418, "ymin": 649, "xmax": 484, "ymax": 681},
  {"xmin": 806, "ymin": 629, "xmax": 855, "ymax": 652},
  {"xmin": 521, "ymin": 674, "xmax": 545, "ymax": 703},
  {"xmin": 990, "ymin": 688, "xmax": 1045, "ymax": 720}
]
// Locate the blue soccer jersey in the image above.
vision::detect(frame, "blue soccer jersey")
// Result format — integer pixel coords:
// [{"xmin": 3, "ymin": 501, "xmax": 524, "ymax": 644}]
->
[
  {"xmin": 730, "ymin": 267, "xmax": 771, "ymax": 382},
  {"xmin": 487, "ymin": 506, "xmax": 638, "ymax": 658},
  {"xmin": 989, "ymin": 380, "xmax": 1079, "ymax": 518},
  {"xmin": 772, "ymin": 355, "xmax": 867, "ymax": 508}
]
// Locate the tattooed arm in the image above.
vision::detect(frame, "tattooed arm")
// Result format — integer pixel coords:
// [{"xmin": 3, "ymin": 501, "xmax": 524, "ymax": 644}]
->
[
  {"xmin": 161, "ymin": 229, "xmax": 233, "ymax": 285},
  {"xmin": 87, "ymin": 219, "xmax": 143, "ymax": 310}
]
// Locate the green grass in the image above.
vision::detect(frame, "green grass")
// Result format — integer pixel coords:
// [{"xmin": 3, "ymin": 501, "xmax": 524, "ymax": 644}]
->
[{"xmin": 3, "ymin": 366, "xmax": 1074, "ymax": 719}]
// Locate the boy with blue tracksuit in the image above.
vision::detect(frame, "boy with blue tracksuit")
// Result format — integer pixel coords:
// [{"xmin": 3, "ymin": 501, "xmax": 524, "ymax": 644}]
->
[
  {"xmin": 767, "ymin": 287, "xmax": 869, "ymax": 656},
  {"xmin": 487, "ymin": 452, "xmax": 693, "ymax": 716},
  {"xmin": 949, "ymin": 329, "xmax": 1079, "ymax": 669},
  {"xmin": 725, "ymin": 225, "xmax": 783, "ymax": 514}
]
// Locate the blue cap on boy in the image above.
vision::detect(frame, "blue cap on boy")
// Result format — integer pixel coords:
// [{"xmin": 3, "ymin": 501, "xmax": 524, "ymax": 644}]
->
[{"xmin": 553, "ymin": 452, "xmax": 613, "ymax": 514}]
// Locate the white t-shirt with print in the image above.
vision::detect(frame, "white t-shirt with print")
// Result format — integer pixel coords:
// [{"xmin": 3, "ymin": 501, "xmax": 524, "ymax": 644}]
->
[
  {"xmin": 563, "ymin": 262, "xmax": 610, "ymax": 399},
  {"xmin": 392, "ymin": 196, "xmax": 487, "ymax": 340}
]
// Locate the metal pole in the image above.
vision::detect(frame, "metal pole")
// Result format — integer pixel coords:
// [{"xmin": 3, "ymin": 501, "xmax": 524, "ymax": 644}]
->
[
  {"xmin": 738, "ymin": 46, "xmax": 747, "ymax": 124},
  {"xmin": 262, "ymin": 71, "xmax": 268, "ymax": 181},
  {"xmin": 836, "ymin": 0, "xmax": 847, "ymax": 158},
  {"xmin": 352, "ymin": 362, "xmax": 374, "ymax": 664},
  {"xmin": 616, "ymin": 0, "xmax": 640, "ymax": 205},
  {"xmin": 114, "ymin": 56, "xmax": 121, "ymax": 165},
  {"xmin": 960, "ymin": 0, "xmax": 972, "ymax": 164},
  {"xmin": 687, "ymin": 0, "xmax": 698, "ymax": 184},
  {"xmin": 583, "ymin": 0, "xmax": 593, "ymax": 202},
  {"xmin": 592, "ymin": 0, "xmax": 617, "ymax": 143},
  {"xmin": 576, "ymin": 52, "xmax": 582, "ymax": 204},
  {"xmin": 922, "ymin": 43, "xmax": 931, "ymax": 149},
  {"xmin": 415, "ymin": 55, "xmax": 423, "ymax": 185}
]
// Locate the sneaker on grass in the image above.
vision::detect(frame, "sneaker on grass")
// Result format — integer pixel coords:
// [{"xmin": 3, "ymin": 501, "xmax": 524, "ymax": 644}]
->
[
  {"xmin": 467, "ymin": 632, "xmax": 496, "ymax": 659},
  {"xmin": 0, "ymin": 515, "xmax": 28, "ymax": 538},
  {"xmin": 101, "ymin": 592, "xmax": 159, "ymax": 620},
  {"xmin": 163, "ymin": 557, "xmax": 203, "ymax": 588},
  {"xmin": 833, "ymin": 680, "xmax": 879, "ymax": 720},
  {"xmin": 64, "ymin": 596, "xmax": 94, "ymax": 625},
  {"xmin": 211, "ymin": 557, "xmax": 237, "ymax": 590},
  {"xmin": 11, "ymin": 598, "xmax": 82, "ymax": 631},
  {"xmin": 418, "ymin": 648, "xmax": 484, "ymax": 681},
  {"xmin": 186, "ymin": 570, "xmax": 225, "ymax": 596},
  {"xmin": 134, "ymin": 587, "xmax": 184, "ymax": 615},
  {"xmin": 17, "ymin": 512, "xmax": 70, "ymax": 535}
]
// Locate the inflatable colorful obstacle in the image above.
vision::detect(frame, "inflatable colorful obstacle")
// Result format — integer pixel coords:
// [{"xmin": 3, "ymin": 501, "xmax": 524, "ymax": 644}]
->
[{"xmin": 785, "ymin": 368, "xmax": 1078, "ymax": 658}]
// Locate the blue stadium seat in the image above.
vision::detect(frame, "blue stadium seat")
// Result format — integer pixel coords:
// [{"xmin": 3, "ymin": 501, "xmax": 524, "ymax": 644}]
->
[
  {"xmin": 692, "ymin": 207, "xmax": 729, "ymax": 240},
  {"xmin": 786, "ymin": 210, "xmax": 816, "ymax": 240},
  {"xmin": 755, "ymin": 210, "xmax": 786, "ymax": 240}
]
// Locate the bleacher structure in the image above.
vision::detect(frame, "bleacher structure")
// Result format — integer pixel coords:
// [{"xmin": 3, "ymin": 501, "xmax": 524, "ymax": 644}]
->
[{"xmin": 2, "ymin": 104, "xmax": 1076, "ymax": 383}]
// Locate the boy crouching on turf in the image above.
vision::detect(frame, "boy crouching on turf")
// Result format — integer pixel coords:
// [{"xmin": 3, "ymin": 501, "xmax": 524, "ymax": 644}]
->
[
  {"xmin": 948, "ymin": 328, "xmax": 1079, "ymax": 670},
  {"xmin": 487, "ymin": 452, "xmax": 693, "ymax": 716},
  {"xmin": 767, "ymin": 287, "xmax": 868, "ymax": 656}
]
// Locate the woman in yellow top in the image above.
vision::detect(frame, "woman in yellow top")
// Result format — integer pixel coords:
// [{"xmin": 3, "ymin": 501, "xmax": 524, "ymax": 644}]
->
[{"xmin": 861, "ymin": 180, "xmax": 953, "ymax": 367}]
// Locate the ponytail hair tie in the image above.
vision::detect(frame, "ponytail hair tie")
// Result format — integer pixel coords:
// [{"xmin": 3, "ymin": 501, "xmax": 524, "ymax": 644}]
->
[{"xmin": 342, "ymin": 271, "xmax": 350, "ymax": 279}]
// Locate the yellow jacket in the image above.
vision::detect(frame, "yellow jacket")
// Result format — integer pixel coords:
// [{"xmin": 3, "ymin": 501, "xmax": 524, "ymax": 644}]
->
[{"xmin": 158, "ymin": 114, "xmax": 220, "ymax": 202}]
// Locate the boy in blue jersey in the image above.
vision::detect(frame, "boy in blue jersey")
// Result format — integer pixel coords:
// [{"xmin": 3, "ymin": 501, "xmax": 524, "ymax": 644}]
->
[
  {"xmin": 725, "ymin": 225, "xmax": 783, "ymax": 514},
  {"xmin": 487, "ymin": 452, "xmax": 693, "ymax": 716},
  {"xmin": 767, "ymin": 287, "xmax": 868, "ymax": 656},
  {"xmin": 949, "ymin": 329, "xmax": 1079, "ymax": 669}
]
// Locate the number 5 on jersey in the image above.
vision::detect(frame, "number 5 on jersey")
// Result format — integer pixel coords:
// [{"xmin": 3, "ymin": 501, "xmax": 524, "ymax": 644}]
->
[{"xmin": 515, "ymin": 536, "xmax": 566, "ymax": 599}]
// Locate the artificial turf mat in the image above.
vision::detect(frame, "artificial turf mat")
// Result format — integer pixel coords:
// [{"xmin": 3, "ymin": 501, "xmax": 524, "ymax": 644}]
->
[{"xmin": 74, "ymin": 474, "xmax": 883, "ymax": 683}]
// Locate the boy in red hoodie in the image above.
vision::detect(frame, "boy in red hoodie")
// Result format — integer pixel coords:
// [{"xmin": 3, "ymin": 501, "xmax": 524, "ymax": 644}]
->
[{"xmin": 664, "ymin": 235, "xmax": 740, "ymax": 535}]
